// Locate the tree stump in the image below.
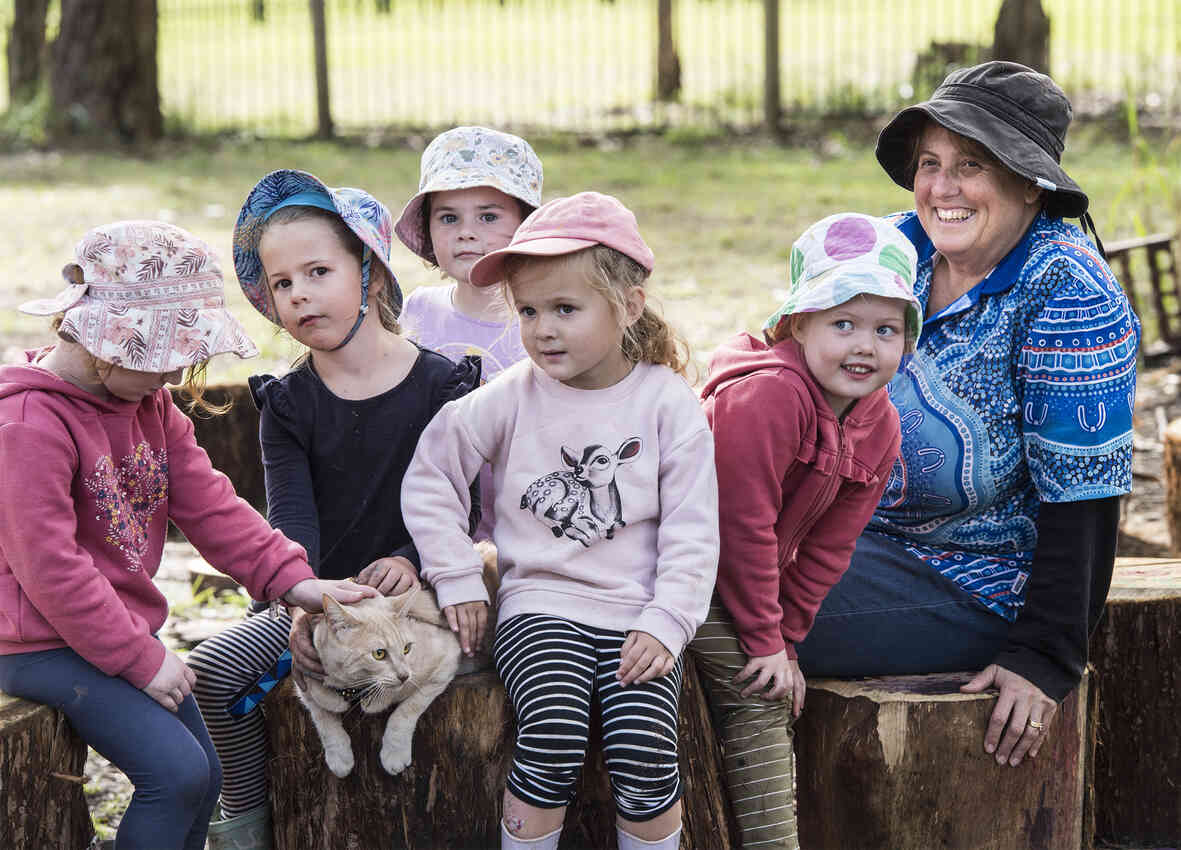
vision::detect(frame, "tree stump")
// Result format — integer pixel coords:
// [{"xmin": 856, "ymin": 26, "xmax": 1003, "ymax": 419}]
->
[
  {"xmin": 265, "ymin": 662, "xmax": 736, "ymax": 849},
  {"xmin": 0, "ymin": 692, "xmax": 94, "ymax": 850},
  {"xmin": 1090, "ymin": 556, "xmax": 1181, "ymax": 845},
  {"xmin": 171, "ymin": 384, "xmax": 266, "ymax": 517},
  {"xmin": 793, "ymin": 670, "xmax": 1094, "ymax": 850},
  {"xmin": 1163, "ymin": 418, "xmax": 1181, "ymax": 554}
]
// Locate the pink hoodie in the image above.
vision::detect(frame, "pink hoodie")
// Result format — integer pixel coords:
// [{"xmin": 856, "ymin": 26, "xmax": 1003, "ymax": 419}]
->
[
  {"xmin": 700, "ymin": 334, "xmax": 901, "ymax": 659},
  {"xmin": 0, "ymin": 353, "xmax": 313, "ymax": 688}
]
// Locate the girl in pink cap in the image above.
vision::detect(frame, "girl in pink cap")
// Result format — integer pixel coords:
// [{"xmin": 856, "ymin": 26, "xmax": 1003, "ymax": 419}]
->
[
  {"xmin": 0, "ymin": 220, "xmax": 374, "ymax": 850},
  {"xmin": 691, "ymin": 212, "xmax": 920, "ymax": 849},
  {"xmin": 402, "ymin": 192, "xmax": 719, "ymax": 850}
]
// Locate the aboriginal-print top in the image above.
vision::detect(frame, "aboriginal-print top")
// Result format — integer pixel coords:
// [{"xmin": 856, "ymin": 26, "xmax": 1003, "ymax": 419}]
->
[{"xmin": 868, "ymin": 211, "xmax": 1139, "ymax": 620}]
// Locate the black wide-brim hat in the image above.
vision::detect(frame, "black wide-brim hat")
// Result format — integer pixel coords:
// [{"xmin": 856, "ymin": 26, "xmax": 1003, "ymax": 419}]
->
[{"xmin": 876, "ymin": 61, "xmax": 1088, "ymax": 220}]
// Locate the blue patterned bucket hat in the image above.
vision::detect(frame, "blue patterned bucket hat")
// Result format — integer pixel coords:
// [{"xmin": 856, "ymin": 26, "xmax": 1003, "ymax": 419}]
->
[
  {"xmin": 763, "ymin": 213, "xmax": 922, "ymax": 353},
  {"xmin": 233, "ymin": 169, "xmax": 401, "ymax": 326},
  {"xmin": 395, "ymin": 126, "xmax": 543, "ymax": 262}
]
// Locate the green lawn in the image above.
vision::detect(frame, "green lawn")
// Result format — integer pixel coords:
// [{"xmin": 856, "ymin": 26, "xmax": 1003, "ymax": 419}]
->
[{"xmin": 2, "ymin": 129, "xmax": 1176, "ymax": 384}]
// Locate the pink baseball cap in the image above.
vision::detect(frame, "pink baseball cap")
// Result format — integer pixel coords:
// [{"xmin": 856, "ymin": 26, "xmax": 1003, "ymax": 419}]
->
[{"xmin": 469, "ymin": 191, "xmax": 654, "ymax": 287}]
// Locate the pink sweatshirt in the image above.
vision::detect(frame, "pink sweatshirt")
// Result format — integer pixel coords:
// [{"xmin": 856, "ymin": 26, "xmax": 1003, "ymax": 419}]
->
[
  {"xmin": 0, "ymin": 353, "xmax": 314, "ymax": 688},
  {"xmin": 700, "ymin": 334, "xmax": 901, "ymax": 659},
  {"xmin": 403, "ymin": 360, "xmax": 719, "ymax": 657}
]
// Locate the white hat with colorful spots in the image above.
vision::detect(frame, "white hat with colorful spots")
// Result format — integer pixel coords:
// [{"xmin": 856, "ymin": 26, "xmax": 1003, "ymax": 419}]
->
[{"xmin": 763, "ymin": 213, "xmax": 922, "ymax": 353}]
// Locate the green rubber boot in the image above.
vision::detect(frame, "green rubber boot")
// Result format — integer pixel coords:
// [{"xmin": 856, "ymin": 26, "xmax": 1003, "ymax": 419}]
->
[{"xmin": 205, "ymin": 804, "xmax": 272, "ymax": 850}]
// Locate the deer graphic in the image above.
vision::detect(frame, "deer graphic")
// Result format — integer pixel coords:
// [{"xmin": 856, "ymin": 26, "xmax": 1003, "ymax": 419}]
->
[{"xmin": 520, "ymin": 438, "xmax": 643, "ymax": 546}]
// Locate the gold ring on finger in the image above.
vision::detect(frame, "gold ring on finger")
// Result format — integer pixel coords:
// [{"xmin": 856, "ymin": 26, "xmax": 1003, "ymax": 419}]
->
[{"xmin": 1028, "ymin": 719, "xmax": 1045, "ymax": 730}]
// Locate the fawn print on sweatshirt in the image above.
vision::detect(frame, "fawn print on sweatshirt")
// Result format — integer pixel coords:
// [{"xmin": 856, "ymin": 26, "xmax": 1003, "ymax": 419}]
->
[{"xmin": 520, "ymin": 438, "xmax": 643, "ymax": 547}]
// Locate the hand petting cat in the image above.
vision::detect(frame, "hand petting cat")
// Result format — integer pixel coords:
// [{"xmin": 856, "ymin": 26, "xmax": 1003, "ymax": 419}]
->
[
  {"xmin": 282, "ymin": 577, "xmax": 380, "ymax": 611},
  {"xmin": 356, "ymin": 556, "xmax": 420, "ymax": 596}
]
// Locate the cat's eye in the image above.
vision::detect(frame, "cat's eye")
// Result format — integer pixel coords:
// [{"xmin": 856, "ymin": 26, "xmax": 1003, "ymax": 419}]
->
[
  {"xmin": 403, "ymin": 643, "xmax": 413, "ymax": 655},
  {"xmin": 372, "ymin": 648, "xmax": 387, "ymax": 660}
]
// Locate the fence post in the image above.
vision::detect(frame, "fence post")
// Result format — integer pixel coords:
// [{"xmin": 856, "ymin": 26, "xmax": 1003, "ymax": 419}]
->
[
  {"xmin": 763, "ymin": 0, "xmax": 781, "ymax": 132},
  {"xmin": 310, "ymin": 0, "xmax": 333, "ymax": 139},
  {"xmin": 656, "ymin": 0, "xmax": 681, "ymax": 101}
]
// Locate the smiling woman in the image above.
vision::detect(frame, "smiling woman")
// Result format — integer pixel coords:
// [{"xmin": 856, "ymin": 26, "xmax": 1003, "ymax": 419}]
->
[{"xmin": 795, "ymin": 61, "xmax": 1141, "ymax": 775}]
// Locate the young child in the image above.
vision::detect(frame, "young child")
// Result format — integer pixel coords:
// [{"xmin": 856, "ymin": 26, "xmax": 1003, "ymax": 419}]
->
[
  {"xmin": 396, "ymin": 125, "xmax": 543, "ymax": 540},
  {"xmin": 186, "ymin": 170, "xmax": 480, "ymax": 849},
  {"xmin": 688, "ymin": 212, "xmax": 921, "ymax": 850},
  {"xmin": 402, "ymin": 191, "xmax": 719, "ymax": 850},
  {"xmin": 0, "ymin": 220, "xmax": 372, "ymax": 850}
]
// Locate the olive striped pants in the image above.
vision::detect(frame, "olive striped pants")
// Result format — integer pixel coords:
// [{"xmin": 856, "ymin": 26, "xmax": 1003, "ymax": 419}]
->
[{"xmin": 687, "ymin": 597, "xmax": 799, "ymax": 849}]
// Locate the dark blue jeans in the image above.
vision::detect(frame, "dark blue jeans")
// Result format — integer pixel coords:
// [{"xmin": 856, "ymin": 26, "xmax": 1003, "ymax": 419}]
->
[
  {"xmin": 796, "ymin": 530, "xmax": 1010, "ymax": 676},
  {"xmin": 0, "ymin": 645, "xmax": 221, "ymax": 850}
]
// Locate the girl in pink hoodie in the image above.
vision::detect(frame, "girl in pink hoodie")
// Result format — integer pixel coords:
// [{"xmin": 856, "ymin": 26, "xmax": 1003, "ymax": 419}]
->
[
  {"xmin": 688, "ymin": 213, "xmax": 920, "ymax": 849},
  {"xmin": 0, "ymin": 220, "xmax": 372, "ymax": 850}
]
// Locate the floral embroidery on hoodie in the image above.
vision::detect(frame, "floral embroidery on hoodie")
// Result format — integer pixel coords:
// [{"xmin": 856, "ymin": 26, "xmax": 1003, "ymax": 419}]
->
[{"xmin": 83, "ymin": 442, "xmax": 169, "ymax": 571}]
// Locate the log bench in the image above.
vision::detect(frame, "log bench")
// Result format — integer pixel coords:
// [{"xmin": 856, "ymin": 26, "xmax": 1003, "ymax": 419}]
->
[
  {"xmin": 0, "ymin": 692, "xmax": 94, "ymax": 849},
  {"xmin": 1089, "ymin": 555, "xmax": 1181, "ymax": 845},
  {"xmin": 263, "ymin": 662, "xmax": 738, "ymax": 850},
  {"xmin": 792, "ymin": 670, "xmax": 1096, "ymax": 850}
]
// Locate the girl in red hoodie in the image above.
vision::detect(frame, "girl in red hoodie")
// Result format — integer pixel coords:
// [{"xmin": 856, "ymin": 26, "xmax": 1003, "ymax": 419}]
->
[
  {"xmin": 689, "ymin": 213, "xmax": 920, "ymax": 849},
  {"xmin": 0, "ymin": 220, "xmax": 373, "ymax": 850}
]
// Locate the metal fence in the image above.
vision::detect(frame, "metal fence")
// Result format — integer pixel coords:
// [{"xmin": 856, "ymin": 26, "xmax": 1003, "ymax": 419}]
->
[{"xmin": 2, "ymin": 0, "xmax": 1178, "ymax": 137}]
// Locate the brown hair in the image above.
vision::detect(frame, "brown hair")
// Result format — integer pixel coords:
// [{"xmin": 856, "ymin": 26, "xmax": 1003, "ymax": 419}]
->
[
  {"xmin": 51, "ymin": 316, "xmax": 228, "ymax": 416},
  {"xmin": 502, "ymin": 245, "xmax": 690, "ymax": 377},
  {"xmin": 906, "ymin": 117, "xmax": 1006, "ymax": 184}
]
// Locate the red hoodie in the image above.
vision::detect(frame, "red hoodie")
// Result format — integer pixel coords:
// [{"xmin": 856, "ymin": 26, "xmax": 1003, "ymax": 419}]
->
[
  {"xmin": 700, "ymin": 333, "xmax": 901, "ymax": 659},
  {"xmin": 0, "ymin": 352, "xmax": 313, "ymax": 688}
]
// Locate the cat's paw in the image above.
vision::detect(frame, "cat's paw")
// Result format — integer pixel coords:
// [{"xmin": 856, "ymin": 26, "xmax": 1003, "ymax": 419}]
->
[
  {"xmin": 380, "ymin": 734, "xmax": 413, "ymax": 775},
  {"xmin": 324, "ymin": 746, "xmax": 355, "ymax": 778}
]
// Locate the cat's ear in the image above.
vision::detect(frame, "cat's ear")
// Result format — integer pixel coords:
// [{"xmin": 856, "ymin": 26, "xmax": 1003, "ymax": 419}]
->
[{"xmin": 321, "ymin": 594, "xmax": 361, "ymax": 633}]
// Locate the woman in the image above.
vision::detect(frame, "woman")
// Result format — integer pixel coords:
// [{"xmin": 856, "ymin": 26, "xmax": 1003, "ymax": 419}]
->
[{"xmin": 795, "ymin": 61, "xmax": 1139, "ymax": 769}]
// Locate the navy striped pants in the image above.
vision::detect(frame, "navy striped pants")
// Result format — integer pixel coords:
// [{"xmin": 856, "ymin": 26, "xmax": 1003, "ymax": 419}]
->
[{"xmin": 494, "ymin": 613, "xmax": 684, "ymax": 822}]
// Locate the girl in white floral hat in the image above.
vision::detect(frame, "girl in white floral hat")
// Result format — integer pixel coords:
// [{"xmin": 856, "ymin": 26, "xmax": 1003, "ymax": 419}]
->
[
  {"xmin": 395, "ymin": 125, "xmax": 544, "ymax": 540},
  {"xmin": 0, "ymin": 220, "xmax": 374, "ymax": 850},
  {"xmin": 689, "ymin": 212, "xmax": 921, "ymax": 850}
]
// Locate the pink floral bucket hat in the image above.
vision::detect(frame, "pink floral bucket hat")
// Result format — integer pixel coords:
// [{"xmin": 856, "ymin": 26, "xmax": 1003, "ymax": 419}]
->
[
  {"xmin": 19, "ymin": 220, "xmax": 257, "ymax": 372},
  {"xmin": 763, "ymin": 213, "xmax": 923, "ymax": 353},
  {"xmin": 395, "ymin": 126, "xmax": 543, "ymax": 263}
]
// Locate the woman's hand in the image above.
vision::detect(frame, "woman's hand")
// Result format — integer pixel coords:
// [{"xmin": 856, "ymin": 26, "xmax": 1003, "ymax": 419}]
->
[
  {"xmin": 356, "ymin": 556, "xmax": 420, "ymax": 596},
  {"xmin": 443, "ymin": 601, "xmax": 488, "ymax": 657},
  {"xmin": 961, "ymin": 663, "xmax": 1057, "ymax": 766},
  {"xmin": 734, "ymin": 649, "xmax": 806, "ymax": 716},
  {"xmin": 617, "ymin": 631, "xmax": 675, "ymax": 687},
  {"xmin": 282, "ymin": 578, "xmax": 378, "ymax": 612},
  {"xmin": 146, "ymin": 649, "xmax": 197, "ymax": 712},
  {"xmin": 288, "ymin": 608, "xmax": 322, "ymax": 690}
]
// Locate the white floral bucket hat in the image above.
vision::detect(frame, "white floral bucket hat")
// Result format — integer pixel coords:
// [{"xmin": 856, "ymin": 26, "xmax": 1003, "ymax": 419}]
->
[
  {"xmin": 763, "ymin": 213, "xmax": 923, "ymax": 353},
  {"xmin": 19, "ymin": 220, "xmax": 257, "ymax": 372},
  {"xmin": 395, "ymin": 126, "xmax": 543, "ymax": 263}
]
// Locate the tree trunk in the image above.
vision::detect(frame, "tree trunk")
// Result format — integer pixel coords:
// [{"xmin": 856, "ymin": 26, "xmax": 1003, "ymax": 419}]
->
[
  {"xmin": 0, "ymin": 693, "xmax": 94, "ymax": 850},
  {"xmin": 763, "ymin": 0, "xmax": 781, "ymax": 132},
  {"xmin": 1089, "ymin": 556, "xmax": 1181, "ymax": 845},
  {"xmin": 655, "ymin": 0, "xmax": 681, "ymax": 102},
  {"xmin": 6, "ymin": 0, "xmax": 51, "ymax": 104},
  {"xmin": 310, "ymin": 0, "xmax": 334, "ymax": 139},
  {"xmin": 992, "ymin": 0, "xmax": 1050, "ymax": 74},
  {"xmin": 50, "ymin": 0, "xmax": 162, "ymax": 143},
  {"xmin": 266, "ymin": 662, "xmax": 736, "ymax": 849},
  {"xmin": 794, "ymin": 671, "xmax": 1094, "ymax": 850}
]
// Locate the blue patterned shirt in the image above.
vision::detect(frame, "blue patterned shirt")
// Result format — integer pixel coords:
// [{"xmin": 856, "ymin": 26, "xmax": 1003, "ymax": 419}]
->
[{"xmin": 869, "ymin": 211, "xmax": 1139, "ymax": 620}]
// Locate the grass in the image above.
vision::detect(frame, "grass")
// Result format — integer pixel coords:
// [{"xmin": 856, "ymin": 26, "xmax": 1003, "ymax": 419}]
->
[
  {"xmin": 0, "ymin": 0, "xmax": 1178, "ymax": 134},
  {"xmin": 1, "ymin": 127, "xmax": 1177, "ymax": 386}
]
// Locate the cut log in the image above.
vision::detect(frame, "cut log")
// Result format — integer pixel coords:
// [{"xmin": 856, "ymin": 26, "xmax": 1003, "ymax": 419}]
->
[
  {"xmin": 0, "ymin": 692, "xmax": 94, "ymax": 849},
  {"xmin": 265, "ymin": 661, "xmax": 736, "ymax": 849},
  {"xmin": 1164, "ymin": 418, "xmax": 1181, "ymax": 554},
  {"xmin": 793, "ymin": 670, "xmax": 1094, "ymax": 850},
  {"xmin": 1090, "ymin": 556, "xmax": 1181, "ymax": 845},
  {"xmin": 170, "ymin": 384, "xmax": 265, "ymax": 517}
]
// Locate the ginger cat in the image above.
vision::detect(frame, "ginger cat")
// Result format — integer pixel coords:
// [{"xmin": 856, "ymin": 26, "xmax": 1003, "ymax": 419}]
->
[{"xmin": 300, "ymin": 542, "xmax": 497, "ymax": 777}]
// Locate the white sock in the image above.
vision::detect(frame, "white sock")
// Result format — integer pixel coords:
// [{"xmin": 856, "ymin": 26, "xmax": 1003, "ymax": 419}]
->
[
  {"xmin": 500, "ymin": 821, "xmax": 562, "ymax": 850},
  {"xmin": 617, "ymin": 824, "xmax": 682, "ymax": 850}
]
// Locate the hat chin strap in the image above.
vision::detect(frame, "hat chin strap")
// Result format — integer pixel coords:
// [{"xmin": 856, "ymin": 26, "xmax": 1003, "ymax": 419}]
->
[
  {"xmin": 1080, "ymin": 212, "xmax": 1106, "ymax": 260},
  {"xmin": 328, "ymin": 250, "xmax": 372, "ymax": 351}
]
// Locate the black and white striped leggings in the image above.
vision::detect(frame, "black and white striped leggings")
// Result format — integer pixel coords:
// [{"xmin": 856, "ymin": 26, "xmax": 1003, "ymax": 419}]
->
[
  {"xmin": 187, "ymin": 608, "xmax": 291, "ymax": 817},
  {"xmin": 494, "ymin": 613, "xmax": 685, "ymax": 822}
]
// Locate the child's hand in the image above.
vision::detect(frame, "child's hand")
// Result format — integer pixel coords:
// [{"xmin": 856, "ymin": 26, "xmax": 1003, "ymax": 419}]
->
[
  {"xmin": 617, "ymin": 631, "xmax": 675, "ymax": 687},
  {"xmin": 148, "ymin": 649, "xmax": 197, "ymax": 712},
  {"xmin": 356, "ymin": 556, "xmax": 420, "ymax": 596},
  {"xmin": 282, "ymin": 578, "xmax": 378, "ymax": 612},
  {"xmin": 734, "ymin": 650, "xmax": 806, "ymax": 716},
  {"xmin": 442, "ymin": 601, "xmax": 487, "ymax": 657},
  {"xmin": 288, "ymin": 608, "xmax": 322, "ymax": 690}
]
